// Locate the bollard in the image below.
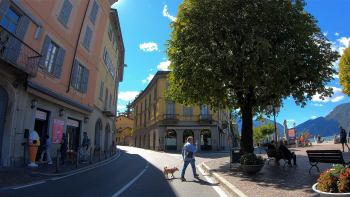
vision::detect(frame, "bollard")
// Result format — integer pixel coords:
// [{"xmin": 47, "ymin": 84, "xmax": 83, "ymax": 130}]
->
[
  {"xmin": 56, "ymin": 148, "xmax": 60, "ymax": 173},
  {"xmin": 76, "ymin": 148, "xmax": 80, "ymax": 168},
  {"xmin": 89, "ymin": 148, "xmax": 93, "ymax": 164}
]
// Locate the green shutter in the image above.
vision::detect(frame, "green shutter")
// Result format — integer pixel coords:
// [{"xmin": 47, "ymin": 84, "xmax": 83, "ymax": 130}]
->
[
  {"xmin": 58, "ymin": 0, "xmax": 72, "ymax": 26},
  {"xmin": 39, "ymin": 35, "xmax": 51, "ymax": 68},
  {"xmin": 71, "ymin": 60, "xmax": 79, "ymax": 88},
  {"xmin": 89, "ymin": 1, "xmax": 99, "ymax": 24},
  {"xmin": 53, "ymin": 47, "xmax": 65, "ymax": 78}
]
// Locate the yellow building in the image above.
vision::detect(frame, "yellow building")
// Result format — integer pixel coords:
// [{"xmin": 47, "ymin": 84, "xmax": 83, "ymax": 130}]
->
[
  {"xmin": 115, "ymin": 115, "xmax": 133, "ymax": 146},
  {"xmin": 131, "ymin": 71, "xmax": 231, "ymax": 151}
]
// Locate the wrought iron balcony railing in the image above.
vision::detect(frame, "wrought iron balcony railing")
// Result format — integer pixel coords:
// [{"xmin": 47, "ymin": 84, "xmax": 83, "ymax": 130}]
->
[
  {"xmin": 199, "ymin": 114, "xmax": 212, "ymax": 122},
  {"xmin": 0, "ymin": 25, "xmax": 41, "ymax": 77}
]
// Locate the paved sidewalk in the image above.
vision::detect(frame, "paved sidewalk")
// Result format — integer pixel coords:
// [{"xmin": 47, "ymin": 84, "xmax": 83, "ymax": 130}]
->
[
  {"xmin": 0, "ymin": 150, "xmax": 119, "ymax": 189},
  {"xmin": 202, "ymin": 143, "xmax": 350, "ymax": 197}
]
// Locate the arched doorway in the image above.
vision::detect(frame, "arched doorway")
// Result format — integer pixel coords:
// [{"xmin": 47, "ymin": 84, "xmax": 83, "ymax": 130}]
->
[
  {"xmin": 104, "ymin": 124, "xmax": 110, "ymax": 151},
  {"xmin": 183, "ymin": 129, "xmax": 194, "ymax": 143},
  {"xmin": 94, "ymin": 119, "xmax": 102, "ymax": 150},
  {"xmin": 165, "ymin": 129, "xmax": 177, "ymax": 150},
  {"xmin": 0, "ymin": 86, "xmax": 8, "ymax": 163},
  {"xmin": 201, "ymin": 129, "xmax": 212, "ymax": 151}
]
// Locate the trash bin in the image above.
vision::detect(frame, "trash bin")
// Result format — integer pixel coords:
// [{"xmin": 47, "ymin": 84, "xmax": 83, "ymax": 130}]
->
[{"xmin": 230, "ymin": 148, "xmax": 241, "ymax": 164}]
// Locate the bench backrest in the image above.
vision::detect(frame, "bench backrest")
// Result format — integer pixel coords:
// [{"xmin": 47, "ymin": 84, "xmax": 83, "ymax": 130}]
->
[{"xmin": 306, "ymin": 150, "xmax": 345, "ymax": 164}]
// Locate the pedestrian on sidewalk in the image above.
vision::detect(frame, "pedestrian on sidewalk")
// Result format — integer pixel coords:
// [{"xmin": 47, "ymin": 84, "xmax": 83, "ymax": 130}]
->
[
  {"xmin": 339, "ymin": 126, "xmax": 350, "ymax": 152},
  {"xmin": 60, "ymin": 133, "xmax": 68, "ymax": 165},
  {"xmin": 81, "ymin": 132, "xmax": 90, "ymax": 162},
  {"xmin": 39, "ymin": 134, "xmax": 53, "ymax": 164},
  {"xmin": 181, "ymin": 136, "xmax": 199, "ymax": 181}
]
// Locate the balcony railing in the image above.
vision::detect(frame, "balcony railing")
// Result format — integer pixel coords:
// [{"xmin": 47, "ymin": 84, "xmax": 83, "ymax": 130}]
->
[
  {"xmin": 199, "ymin": 114, "xmax": 212, "ymax": 123},
  {"xmin": 103, "ymin": 106, "xmax": 116, "ymax": 117},
  {"xmin": 0, "ymin": 25, "xmax": 41, "ymax": 77}
]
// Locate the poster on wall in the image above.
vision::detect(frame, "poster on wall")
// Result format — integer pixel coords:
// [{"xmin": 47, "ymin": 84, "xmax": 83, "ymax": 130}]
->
[{"xmin": 52, "ymin": 119, "xmax": 64, "ymax": 144}]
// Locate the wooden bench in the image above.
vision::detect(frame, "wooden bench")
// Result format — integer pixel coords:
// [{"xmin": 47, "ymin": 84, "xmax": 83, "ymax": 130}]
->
[
  {"xmin": 266, "ymin": 149, "xmax": 290, "ymax": 167},
  {"xmin": 306, "ymin": 150, "xmax": 350, "ymax": 174}
]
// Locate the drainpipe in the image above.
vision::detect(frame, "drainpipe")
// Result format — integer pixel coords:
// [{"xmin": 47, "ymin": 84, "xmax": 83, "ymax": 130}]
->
[{"xmin": 66, "ymin": 0, "xmax": 91, "ymax": 92}]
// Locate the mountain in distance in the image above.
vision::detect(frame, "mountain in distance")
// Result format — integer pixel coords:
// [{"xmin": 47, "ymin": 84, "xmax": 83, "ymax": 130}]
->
[
  {"xmin": 236, "ymin": 117, "xmax": 285, "ymax": 136},
  {"xmin": 296, "ymin": 102, "xmax": 350, "ymax": 137}
]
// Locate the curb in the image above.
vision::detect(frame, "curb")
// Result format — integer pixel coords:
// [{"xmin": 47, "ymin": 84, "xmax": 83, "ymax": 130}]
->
[
  {"xmin": 32, "ymin": 149, "xmax": 122, "ymax": 176},
  {"xmin": 200, "ymin": 162, "xmax": 247, "ymax": 197}
]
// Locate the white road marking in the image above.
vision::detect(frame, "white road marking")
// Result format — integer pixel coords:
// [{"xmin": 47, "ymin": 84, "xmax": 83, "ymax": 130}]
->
[
  {"xmin": 13, "ymin": 181, "xmax": 46, "ymax": 190},
  {"xmin": 197, "ymin": 165, "xmax": 229, "ymax": 197},
  {"xmin": 111, "ymin": 162, "xmax": 150, "ymax": 197}
]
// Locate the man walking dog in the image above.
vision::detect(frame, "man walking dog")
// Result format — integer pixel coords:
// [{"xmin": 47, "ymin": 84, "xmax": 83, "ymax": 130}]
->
[{"xmin": 181, "ymin": 136, "xmax": 199, "ymax": 181}]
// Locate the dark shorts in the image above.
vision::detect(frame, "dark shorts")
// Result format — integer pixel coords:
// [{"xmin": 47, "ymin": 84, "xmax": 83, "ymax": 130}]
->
[{"xmin": 340, "ymin": 138, "xmax": 347, "ymax": 144}]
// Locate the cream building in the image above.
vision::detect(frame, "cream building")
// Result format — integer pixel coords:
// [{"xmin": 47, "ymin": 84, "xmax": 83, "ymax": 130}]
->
[{"xmin": 131, "ymin": 71, "xmax": 232, "ymax": 151}]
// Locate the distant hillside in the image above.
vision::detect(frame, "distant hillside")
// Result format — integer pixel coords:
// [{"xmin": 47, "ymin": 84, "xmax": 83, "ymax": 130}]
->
[
  {"xmin": 236, "ymin": 117, "xmax": 285, "ymax": 136},
  {"xmin": 296, "ymin": 102, "xmax": 350, "ymax": 137}
]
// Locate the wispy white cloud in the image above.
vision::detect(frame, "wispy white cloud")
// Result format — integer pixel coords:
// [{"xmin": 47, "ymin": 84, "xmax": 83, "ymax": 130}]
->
[
  {"xmin": 142, "ymin": 74, "xmax": 155, "ymax": 84},
  {"xmin": 157, "ymin": 60, "xmax": 171, "ymax": 71},
  {"xmin": 335, "ymin": 32, "xmax": 340, "ymax": 36},
  {"xmin": 323, "ymin": 32, "xmax": 328, "ymax": 36},
  {"xmin": 312, "ymin": 86, "xmax": 345, "ymax": 103},
  {"xmin": 311, "ymin": 116, "xmax": 317, "ymax": 119},
  {"xmin": 118, "ymin": 91, "xmax": 140, "ymax": 102},
  {"xmin": 117, "ymin": 105, "xmax": 126, "ymax": 111},
  {"xmin": 313, "ymin": 103, "xmax": 324, "ymax": 107},
  {"xmin": 139, "ymin": 42, "xmax": 159, "ymax": 52},
  {"xmin": 162, "ymin": 5, "xmax": 176, "ymax": 21},
  {"xmin": 331, "ymin": 36, "xmax": 350, "ymax": 56}
]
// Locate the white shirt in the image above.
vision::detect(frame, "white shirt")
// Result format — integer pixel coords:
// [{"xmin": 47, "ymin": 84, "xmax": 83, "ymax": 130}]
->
[{"xmin": 29, "ymin": 130, "xmax": 39, "ymax": 141}]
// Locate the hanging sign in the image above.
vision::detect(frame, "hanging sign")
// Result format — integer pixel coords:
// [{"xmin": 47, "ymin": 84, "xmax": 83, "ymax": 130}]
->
[{"xmin": 52, "ymin": 119, "xmax": 64, "ymax": 144}]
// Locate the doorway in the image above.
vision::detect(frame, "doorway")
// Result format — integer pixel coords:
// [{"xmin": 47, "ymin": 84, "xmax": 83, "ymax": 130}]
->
[
  {"xmin": 0, "ymin": 86, "xmax": 8, "ymax": 164},
  {"xmin": 34, "ymin": 109, "xmax": 50, "ymax": 160},
  {"xmin": 200, "ymin": 129, "xmax": 212, "ymax": 151},
  {"xmin": 66, "ymin": 118, "xmax": 81, "ymax": 152},
  {"xmin": 183, "ymin": 129, "xmax": 194, "ymax": 144},
  {"xmin": 104, "ymin": 124, "xmax": 110, "ymax": 151},
  {"xmin": 165, "ymin": 130, "xmax": 177, "ymax": 151}
]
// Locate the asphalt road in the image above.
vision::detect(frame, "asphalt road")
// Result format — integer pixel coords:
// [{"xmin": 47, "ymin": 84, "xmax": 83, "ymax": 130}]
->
[{"xmin": 0, "ymin": 146, "xmax": 229, "ymax": 197}]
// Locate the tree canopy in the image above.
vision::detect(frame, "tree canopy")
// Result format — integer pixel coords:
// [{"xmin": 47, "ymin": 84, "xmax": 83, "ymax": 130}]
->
[
  {"xmin": 167, "ymin": 0, "xmax": 339, "ymax": 153},
  {"xmin": 339, "ymin": 46, "xmax": 350, "ymax": 95},
  {"xmin": 253, "ymin": 123, "xmax": 275, "ymax": 144}
]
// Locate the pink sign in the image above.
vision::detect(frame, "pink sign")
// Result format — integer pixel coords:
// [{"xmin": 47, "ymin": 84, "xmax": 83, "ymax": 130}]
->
[
  {"xmin": 52, "ymin": 119, "xmax": 64, "ymax": 144},
  {"xmin": 288, "ymin": 129, "xmax": 296, "ymax": 140}
]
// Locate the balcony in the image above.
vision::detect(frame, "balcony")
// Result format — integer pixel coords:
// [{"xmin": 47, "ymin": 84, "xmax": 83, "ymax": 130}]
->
[
  {"xmin": 199, "ymin": 114, "xmax": 212, "ymax": 124},
  {"xmin": 161, "ymin": 114, "xmax": 179, "ymax": 124},
  {"xmin": 0, "ymin": 25, "xmax": 41, "ymax": 77},
  {"xmin": 103, "ymin": 106, "xmax": 116, "ymax": 117}
]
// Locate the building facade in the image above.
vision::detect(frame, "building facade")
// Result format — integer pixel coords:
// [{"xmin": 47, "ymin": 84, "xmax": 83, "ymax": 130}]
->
[
  {"xmin": 115, "ymin": 115, "xmax": 134, "ymax": 146},
  {"xmin": 0, "ymin": 0, "xmax": 124, "ymax": 166},
  {"xmin": 131, "ymin": 71, "xmax": 231, "ymax": 151}
]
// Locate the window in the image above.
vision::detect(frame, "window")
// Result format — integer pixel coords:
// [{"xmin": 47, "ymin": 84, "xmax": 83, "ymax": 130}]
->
[
  {"xmin": 109, "ymin": 93, "xmax": 112, "ymax": 109},
  {"xmin": 40, "ymin": 36, "xmax": 66, "ymax": 78},
  {"xmin": 0, "ymin": 7, "xmax": 19, "ymax": 33},
  {"xmin": 108, "ymin": 23, "xmax": 113, "ymax": 41},
  {"xmin": 71, "ymin": 60, "xmax": 89, "ymax": 93},
  {"xmin": 99, "ymin": 81, "xmax": 104, "ymax": 99},
  {"xmin": 183, "ymin": 106, "xmax": 193, "ymax": 116},
  {"xmin": 201, "ymin": 105, "xmax": 209, "ymax": 115},
  {"xmin": 44, "ymin": 41, "xmax": 59, "ymax": 73},
  {"xmin": 89, "ymin": 1, "xmax": 99, "ymax": 24},
  {"xmin": 83, "ymin": 26, "xmax": 92, "ymax": 50},
  {"xmin": 58, "ymin": 0, "xmax": 73, "ymax": 27},
  {"xmin": 166, "ymin": 101, "xmax": 175, "ymax": 115},
  {"xmin": 103, "ymin": 47, "xmax": 116, "ymax": 78}
]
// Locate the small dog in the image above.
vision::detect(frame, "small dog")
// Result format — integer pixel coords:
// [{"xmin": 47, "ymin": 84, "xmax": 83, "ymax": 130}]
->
[{"xmin": 163, "ymin": 166, "xmax": 179, "ymax": 179}]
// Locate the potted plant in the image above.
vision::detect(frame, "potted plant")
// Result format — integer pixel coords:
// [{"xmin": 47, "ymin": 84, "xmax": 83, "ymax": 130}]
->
[
  {"xmin": 312, "ymin": 164, "xmax": 350, "ymax": 196},
  {"xmin": 240, "ymin": 153, "xmax": 265, "ymax": 174}
]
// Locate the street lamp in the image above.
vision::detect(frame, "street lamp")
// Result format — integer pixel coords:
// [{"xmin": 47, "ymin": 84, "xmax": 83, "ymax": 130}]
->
[{"xmin": 267, "ymin": 105, "xmax": 280, "ymax": 143}]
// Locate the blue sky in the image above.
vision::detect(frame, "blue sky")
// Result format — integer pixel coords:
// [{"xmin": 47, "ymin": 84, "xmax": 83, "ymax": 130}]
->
[{"xmin": 113, "ymin": 0, "xmax": 350, "ymax": 128}]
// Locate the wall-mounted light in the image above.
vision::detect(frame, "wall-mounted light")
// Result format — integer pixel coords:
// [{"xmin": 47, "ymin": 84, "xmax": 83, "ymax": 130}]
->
[
  {"xmin": 84, "ymin": 116, "xmax": 89, "ymax": 123},
  {"xmin": 31, "ymin": 99, "xmax": 38, "ymax": 109},
  {"xmin": 59, "ymin": 109, "xmax": 65, "ymax": 117}
]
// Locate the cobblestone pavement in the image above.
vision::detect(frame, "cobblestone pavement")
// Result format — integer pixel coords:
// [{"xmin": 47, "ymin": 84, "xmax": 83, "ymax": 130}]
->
[{"xmin": 204, "ymin": 143, "xmax": 350, "ymax": 197}]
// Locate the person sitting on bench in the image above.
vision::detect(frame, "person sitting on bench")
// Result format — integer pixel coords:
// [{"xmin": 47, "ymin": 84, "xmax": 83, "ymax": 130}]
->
[{"xmin": 278, "ymin": 141, "xmax": 297, "ymax": 166}]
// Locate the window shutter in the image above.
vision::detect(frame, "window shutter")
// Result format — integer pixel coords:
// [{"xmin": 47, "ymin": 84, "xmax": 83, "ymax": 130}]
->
[
  {"xmin": 53, "ymin": 47, "xmax": 65, "ymax": 78},
  {"xmin": 15, "ymin": 15, "xmax": 30, "ymax": 39},
  {"xmin": 81, "ymin": 67, "xmax": 89, "ymax": 93},
  {"xmin": 83, "ymin": 26, "xmax": 92, "ymax": 50},
  {"xmin": 89, "ymin": 1, "xmax": 99, "ymax": 24},
  {"xmin": 39, "ymin": 36, "xmax": 51, "ymax": 68},
  {"xmin": 58, "ymin": 0, "xmax": 72, "ymax": 27},
  {"xmin": 70, "ymin": 60, "xmax": 79, "ymax": 88},
  {"xmin": 0, "ymin": 0, "xmax": 9, "ymax": 20}
]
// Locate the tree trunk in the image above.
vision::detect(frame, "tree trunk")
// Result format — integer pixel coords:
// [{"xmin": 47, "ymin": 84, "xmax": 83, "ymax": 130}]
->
[{"xmin": 240, "ymin": 103, "xmax": 254, "ymax": 153}]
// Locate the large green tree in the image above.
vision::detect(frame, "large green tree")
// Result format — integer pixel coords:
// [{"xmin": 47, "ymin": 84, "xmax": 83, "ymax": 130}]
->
[
  {"xmin": 339, "ymin": 46, "xmax": 350, "ymax": 95},
  {"xmin": 166, "ymin": 0, "xmax": 338, "ymax": 153}
]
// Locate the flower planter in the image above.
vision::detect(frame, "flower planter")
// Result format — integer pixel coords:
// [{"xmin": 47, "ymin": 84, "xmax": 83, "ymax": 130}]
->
[
  {"xmin": 240, "ymin": 163, "xmax": 264, "ymax": 174},
  {"xmin": 312, "ymin": 183, "xmax": 350, "ymax": 197}
]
